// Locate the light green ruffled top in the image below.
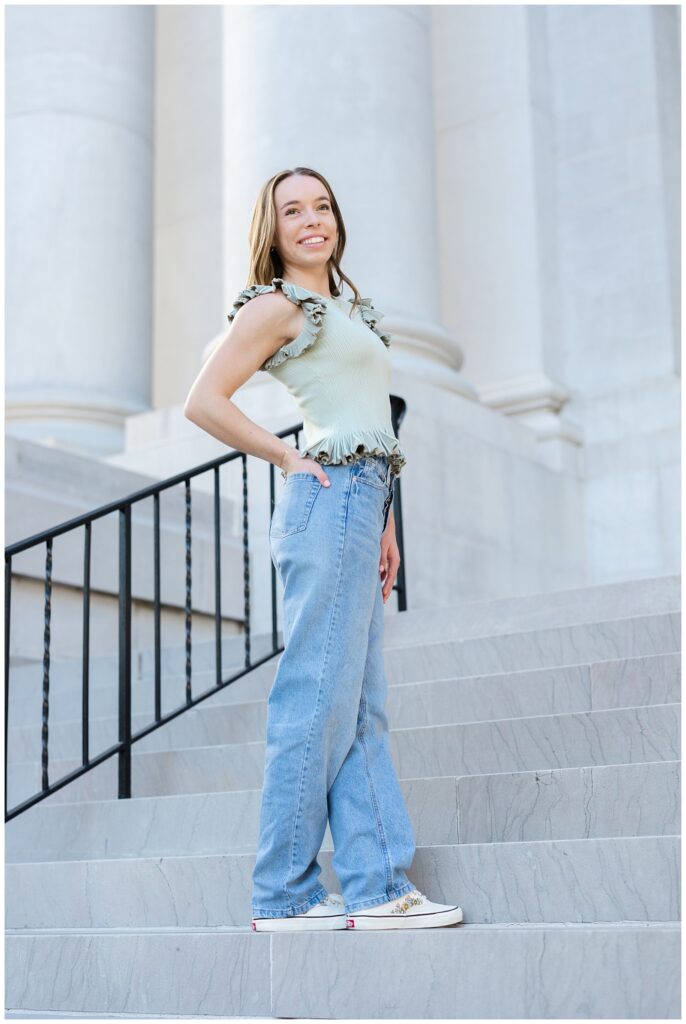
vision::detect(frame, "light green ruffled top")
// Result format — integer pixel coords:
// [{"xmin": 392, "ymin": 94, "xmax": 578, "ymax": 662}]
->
[{"xmin": 227, "ymin": 277, "xmax": 406, "ymax": 477}]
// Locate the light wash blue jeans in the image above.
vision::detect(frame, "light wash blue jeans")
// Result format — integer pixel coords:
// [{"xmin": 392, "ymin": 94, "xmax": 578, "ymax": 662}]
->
[{"xmin": 251, "ymin": 454, "xmax": 417, "ymax": 919}]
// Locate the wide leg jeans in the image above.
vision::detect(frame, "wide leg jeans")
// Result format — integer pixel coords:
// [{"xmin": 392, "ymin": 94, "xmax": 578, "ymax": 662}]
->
[{"xmin": 251, "ymin": 455, "xmax": 417, "ymax": 919}]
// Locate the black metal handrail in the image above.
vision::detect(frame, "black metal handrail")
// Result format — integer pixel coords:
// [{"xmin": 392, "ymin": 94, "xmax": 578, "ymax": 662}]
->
[{"xmin": 4, "ymin": 400, "xmax": 407, "ymax": 821}]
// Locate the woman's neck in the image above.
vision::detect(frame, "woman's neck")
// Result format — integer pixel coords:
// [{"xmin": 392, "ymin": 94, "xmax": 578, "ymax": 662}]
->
[{"xmin": 280, "ymin": 272, "xmax": 333, "ymax": 299}]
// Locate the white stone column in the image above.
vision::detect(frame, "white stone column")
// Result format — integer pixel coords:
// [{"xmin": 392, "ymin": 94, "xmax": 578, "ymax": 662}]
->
[
  {"xmin": 432, "ymin": 4, "xmax": 577, "ymax": 443},
  {"xmin": 651, "ymin": 4, "xmax": 680, "ymax": 376},
  {"xmin": 5, "ymin": 5, "xmax": 154, "ymax": 455},
  {"xmin": 154, "ymin": 5, "xmax": 223, "ymax": 411},
  {"xmin": 221, "ymin": 2, "xmax": 477, "ymax": 399}
]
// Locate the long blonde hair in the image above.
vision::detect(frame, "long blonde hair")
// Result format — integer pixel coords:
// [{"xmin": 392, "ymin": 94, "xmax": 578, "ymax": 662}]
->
[{"xmin": 245, "ymin": 167, "xmax": 363, "ymax": 318}]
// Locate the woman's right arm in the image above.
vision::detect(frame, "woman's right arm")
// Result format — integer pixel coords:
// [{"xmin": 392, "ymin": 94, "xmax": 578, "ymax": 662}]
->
[{"xmin": 183, "ymin": 292, "xmax": 300, "ymax": 475}]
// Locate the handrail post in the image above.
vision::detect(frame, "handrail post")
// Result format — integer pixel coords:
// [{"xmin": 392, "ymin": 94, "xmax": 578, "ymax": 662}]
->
[
  {"xmin": 184, "ymin": 479, "xmax": 192, "ymax": 705},
  {"xmin": 269, "ymin": 464, "xmax": 278, "ymax": 652},
  {"xmin": 82, "ymin": 522, "xmax": 91, "ymax": 765},
  {"xmin": 5, "ymin": 554, "xmax": 11, "ymax": 818},
  {"xmin": 393, "ymin": 479, "xmax": 407, "ymax": 611},
  {"xmin": 118, "ymin": 505, "xmax": 132, "ymax": 799},
  {"xmin": 153, "ymin": 492, "xmax": 162, "ymax": 722},
  {"xmin": 241, "ymin": 455, "xmax": 251, "ymax": 669},
  {"xmin": 213, "ymin": 465, "xmax": 222, "ymax": 688},
  {"xmin": 41, "ymin": 539, "xmax": 53, "ymax": 793}
]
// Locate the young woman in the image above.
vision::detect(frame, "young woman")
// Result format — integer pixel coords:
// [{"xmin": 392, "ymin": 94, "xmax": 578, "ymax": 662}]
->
[{"xmin": 184, "ymin": 167, "xmax": 463, "ymax": 932}]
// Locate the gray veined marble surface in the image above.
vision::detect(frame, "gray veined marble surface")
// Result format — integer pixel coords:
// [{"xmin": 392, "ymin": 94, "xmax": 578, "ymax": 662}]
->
[{"xmin": 5, "ymin": 574, "xmax": 681, "ymax": 1018}]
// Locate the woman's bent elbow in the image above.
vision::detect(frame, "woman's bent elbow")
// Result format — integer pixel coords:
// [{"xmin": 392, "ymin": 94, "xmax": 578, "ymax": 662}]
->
[{"xmin": 183, "ymin": 400, "xmax": 202, "ymax": 424}]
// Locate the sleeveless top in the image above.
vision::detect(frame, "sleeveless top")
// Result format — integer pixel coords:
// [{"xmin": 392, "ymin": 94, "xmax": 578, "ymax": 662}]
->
[{"xmin": 227, "ymin": 276, "xmax": 407, "ymax": 478}]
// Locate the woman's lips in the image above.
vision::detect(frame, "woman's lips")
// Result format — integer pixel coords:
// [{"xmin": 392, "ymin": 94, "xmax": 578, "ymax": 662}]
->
[{"xmin": 298, "ymin": 236, "xmax": 327, "ymax": 247}]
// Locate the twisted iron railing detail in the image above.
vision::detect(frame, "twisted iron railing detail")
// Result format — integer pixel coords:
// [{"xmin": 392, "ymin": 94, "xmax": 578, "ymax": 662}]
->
[
  {"xmin": 5, "ymin": 400, "xmax": 407, "ymax": 821},
  {"xmin": 41, "ymin": 539, "xmax": 52, "ymax": 792}
]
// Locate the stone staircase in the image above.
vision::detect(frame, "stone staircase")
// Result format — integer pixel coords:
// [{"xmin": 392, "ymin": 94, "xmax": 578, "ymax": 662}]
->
[{"xmin": 5, "ymin": 575, "xmax": 681, "ymax": 1018}]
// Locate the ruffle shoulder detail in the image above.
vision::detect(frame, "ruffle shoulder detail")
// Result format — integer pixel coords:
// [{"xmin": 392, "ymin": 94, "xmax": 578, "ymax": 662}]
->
[
  {"xmin": 227, "ymin": 277, "xmax": 327, "ymax": 371},
  {"xmin": 348, "ymin": 296, "xmax": 391, "ymax": 347}
]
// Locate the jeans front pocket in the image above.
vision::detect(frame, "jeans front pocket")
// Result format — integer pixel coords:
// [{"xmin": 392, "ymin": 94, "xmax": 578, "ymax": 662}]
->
[
  {"xmin": 270, "ymin": 473, "xmax": 323, "ymax": 539},
  {"xmin": 357, "ymin": 457, "xmax": 388, "ymax": 491}
]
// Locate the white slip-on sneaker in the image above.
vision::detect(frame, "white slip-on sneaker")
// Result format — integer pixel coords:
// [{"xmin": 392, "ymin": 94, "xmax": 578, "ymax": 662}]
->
[
  {"xmin": 252, "ymin": 893, "xmax": 347, "ymax": 932},
  {"xmin": 346, "ymin": 889, "xmax": 463, "ymax": 930}
]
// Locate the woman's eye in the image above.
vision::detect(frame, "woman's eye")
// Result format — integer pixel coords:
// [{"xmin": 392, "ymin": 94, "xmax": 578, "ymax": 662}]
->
[{"xmin": 285, "ymin": 204, "xmax": 330, "ymax": 215}]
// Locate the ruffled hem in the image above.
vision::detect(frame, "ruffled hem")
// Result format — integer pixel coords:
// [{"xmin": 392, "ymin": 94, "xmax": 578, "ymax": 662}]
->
[
  {"xmin": 299, "ymin": 426, "xmax": 406, "ymax": 477},
  {"xmin": 226, "ymin": 277, "xmax": 327, "ymax": 371},
  {"xmin": 348, "ymin": 297, "xmax": 392, "ymax": 347}
]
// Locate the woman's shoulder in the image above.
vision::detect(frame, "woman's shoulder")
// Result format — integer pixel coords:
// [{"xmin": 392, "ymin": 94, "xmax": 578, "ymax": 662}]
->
[
  {"xmin": 227, "ymin": 277, "xmax": 330, "ymax": 318},
  {"xmin": 345, "ymin": 295, "xmax": 391, "ymax": 348},
  {"xmin": 226, "ymin": 278, "xmax": 392, "ymax": 371},
  {"xmin": 227, "ymin": 277, "xmax": 328, "ymax": 372}
]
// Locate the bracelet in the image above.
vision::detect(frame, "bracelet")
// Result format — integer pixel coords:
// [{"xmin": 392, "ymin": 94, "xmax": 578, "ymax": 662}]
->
[{"xmin": 279, "ymin": 448, "xmax": 290, "ymax": 480}]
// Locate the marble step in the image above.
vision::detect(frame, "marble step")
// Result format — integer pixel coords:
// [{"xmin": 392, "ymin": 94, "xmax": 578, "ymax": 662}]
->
[
  {"xmin": 5, "ymin": 1014, "xmax": 228, "ymax": 1020},
  {"xmin": 382, "ymin": 611, "xmax": 680, "ymax": 686},
  {"xmin": 5, "ymin": 922, "xmax": 680, "ymax": 1019},
  {"xmin": 5, "ymin": 646, "xmax": 274, "ymax": 725},
  {"xmin": 377, "ymin": 573, "xmax": 680, "ymax": 649},
  {"xmin": 7, "ymin": 632, "xmax": 276, "ymax": 696},
  {"xmin": 8, "ymin": 651, "xmax": 680, "ymax": 762},
  {"xmin": 5, "ymin": 834, "xmax": 680, "ymax": 930},
  {"xmin": 8, "ymin": 574, "xmax": 679, "ymax": 696},
  {"xmin": 7, "ymin": 701, "xmax": 679, "ymax": 811},
  {"xmin": 5, "ymin": 761, "xmax": 680, "ymax": 864},
  {"xmin": 6, "ymin": 611, "xmax": 680, "ymax": 728}
]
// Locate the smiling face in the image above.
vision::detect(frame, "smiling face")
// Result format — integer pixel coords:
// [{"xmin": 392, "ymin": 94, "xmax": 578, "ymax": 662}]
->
[{"xmin": 273, "ymin": 174, "xmax": 338, "ymax": 281}]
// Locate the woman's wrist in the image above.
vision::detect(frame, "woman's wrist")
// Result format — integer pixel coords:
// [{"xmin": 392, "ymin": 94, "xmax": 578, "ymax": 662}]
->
[{"xmin": 278, "ymin": 447, "xmax": 296, "ymax": 478}]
